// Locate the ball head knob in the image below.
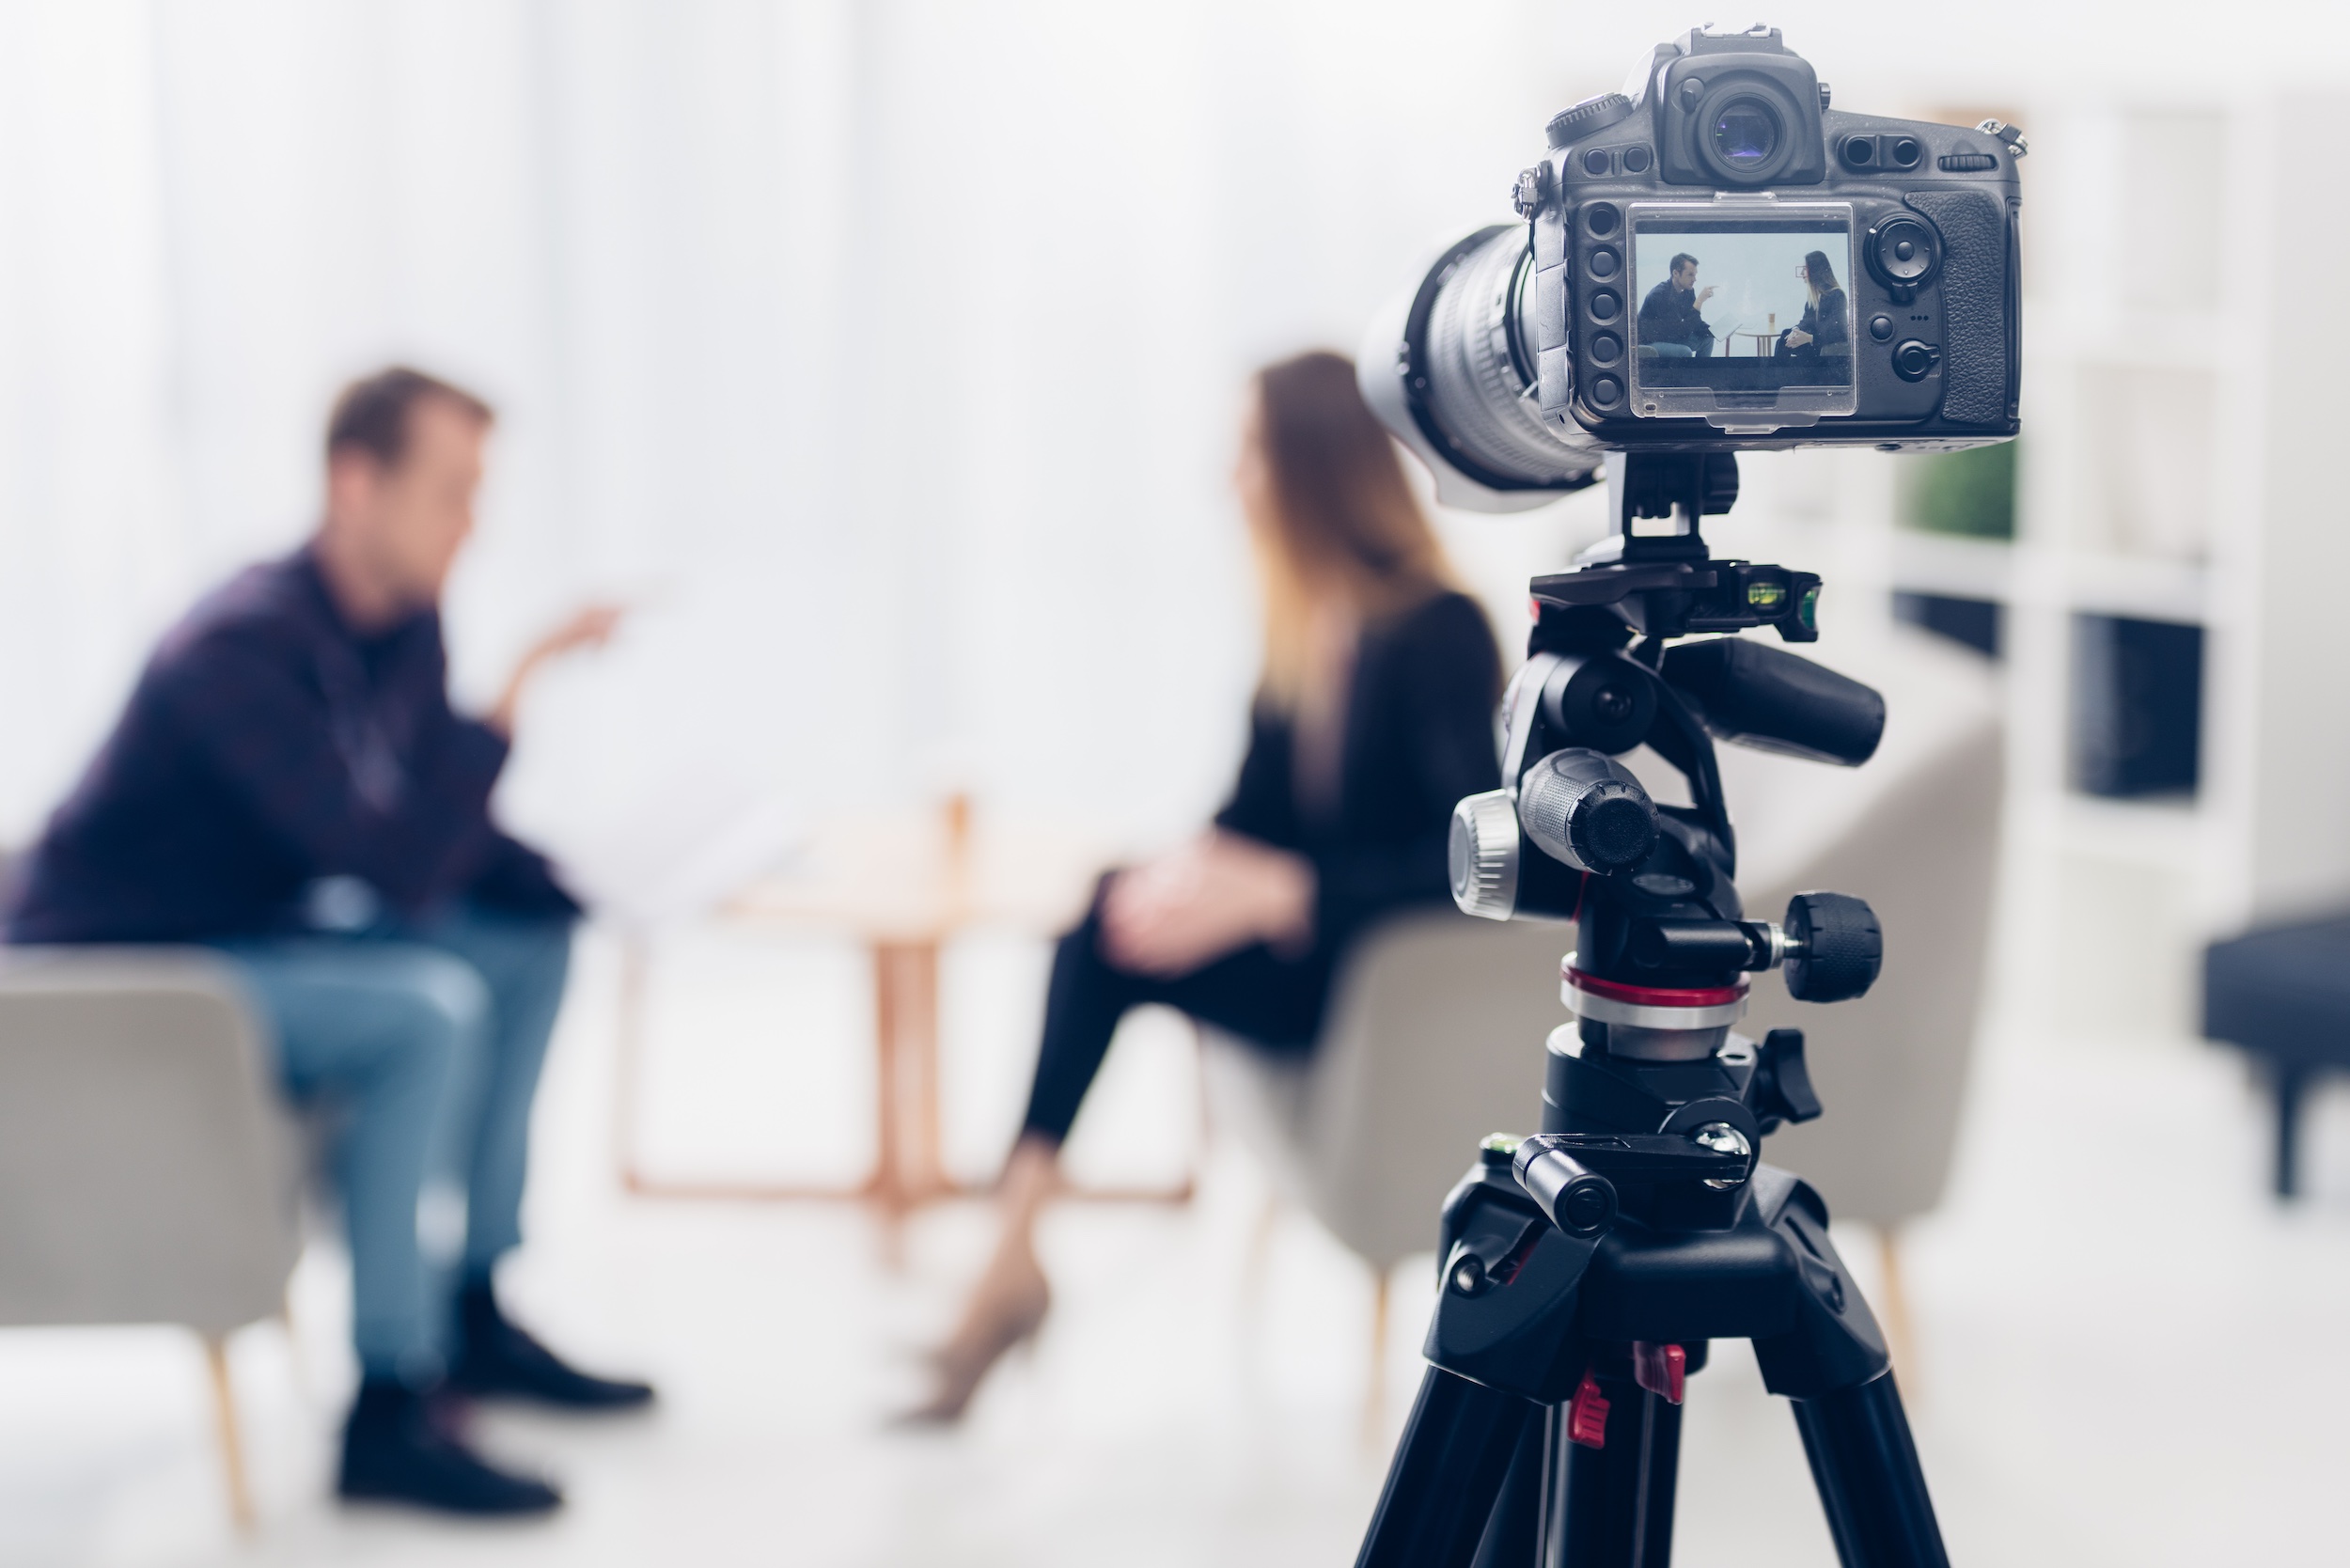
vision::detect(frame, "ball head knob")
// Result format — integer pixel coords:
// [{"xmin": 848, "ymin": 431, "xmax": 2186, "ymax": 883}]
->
[
  {"xmin": 1449, "ymin": 790, "xmax": 1523, "ymax": 921},
  {"xmin": 1783, "ymin": 891, "xmax": 1882, "ymax": 1003},
  {"xmin": 1516, "ymin": 748, "xmax": 1657, "ymax": 875}
]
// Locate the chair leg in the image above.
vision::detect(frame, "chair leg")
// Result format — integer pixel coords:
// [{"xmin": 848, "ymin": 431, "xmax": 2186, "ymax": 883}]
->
[
  {"xmin": 202, "ymin": 1335, "xmax": 256, "ymax": 1534},
  {"xmin": 1240, "ymin": 1189, "xmax": 1280, "ymax": 1324},
  {"xmin": 2276, "ymin": 1065, "xmax": 2311, "ymax": 1200},
  {"xmin": 278, "ymin": 1294, "xmax": 310, "ymax": 1407},
  {"xmin": 1875, "ymin": 1226, "xmax": 1918, "ymax": 1394},
  {"xmin": 1362, "ymin": 1264, "xmax": 1391, "ymax": 1450}
]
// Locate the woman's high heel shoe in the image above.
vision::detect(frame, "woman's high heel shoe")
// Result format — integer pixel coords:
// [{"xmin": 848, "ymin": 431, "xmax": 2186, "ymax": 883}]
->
[{"xmin": 900, "ymin": 1260, "xmax": 1050, "ymax": 1425}]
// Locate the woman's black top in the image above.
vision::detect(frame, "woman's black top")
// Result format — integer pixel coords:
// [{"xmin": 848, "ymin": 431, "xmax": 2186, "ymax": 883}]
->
[
  {"xmin": 1779, "ymin": 288, "xmax": 1850, "ymax": 359},
  {"xmin": 1214, "ymin": 589, "xmax": 1502, "ymax": 945},
  {"xmin": 1013, "ymin": 588, "xmax": 1504, "ymax": 1142}
]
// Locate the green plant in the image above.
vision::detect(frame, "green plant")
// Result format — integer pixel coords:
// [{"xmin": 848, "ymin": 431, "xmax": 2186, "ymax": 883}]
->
[{"xmin": 1901, "ymin": 442, "xmax": 2016, "ymax": 540}]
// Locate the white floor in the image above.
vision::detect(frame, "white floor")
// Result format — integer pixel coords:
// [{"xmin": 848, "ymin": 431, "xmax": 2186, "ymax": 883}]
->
[{"xmin": 6, "ymin": 926, "xmax": 2350, "ymax": 1567}]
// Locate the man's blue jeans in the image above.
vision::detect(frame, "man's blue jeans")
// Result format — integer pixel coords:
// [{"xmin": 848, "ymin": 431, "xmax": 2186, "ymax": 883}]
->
[{"xmin": 215, "ymin": 902, "xmax": 572, "ymax": 1381}]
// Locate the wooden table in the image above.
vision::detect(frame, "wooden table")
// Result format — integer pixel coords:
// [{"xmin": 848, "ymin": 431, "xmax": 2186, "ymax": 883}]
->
[
  {"xmin": 612, "ymin": 798, "xmax": 1196, "ymax": 1229},
  {"xmin": 1728, "ymin": 328, "xmax": 1783, "ymax": 357}
]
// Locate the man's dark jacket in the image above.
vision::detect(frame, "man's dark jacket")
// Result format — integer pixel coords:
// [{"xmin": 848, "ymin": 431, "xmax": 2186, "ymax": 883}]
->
[
  {"xmin": 1637, "ymin": 279, "xmax": 1713, "ymax": 353},
  {"xmin": 4, "ymin": 547, "xmax": 576, "ymax": 943}
]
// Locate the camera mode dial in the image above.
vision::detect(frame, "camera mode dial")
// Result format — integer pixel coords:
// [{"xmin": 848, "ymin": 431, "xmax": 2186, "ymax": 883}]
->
[{"xmin": 1546, "ymin": 93, "xmax": 1633, "ymax": 149}]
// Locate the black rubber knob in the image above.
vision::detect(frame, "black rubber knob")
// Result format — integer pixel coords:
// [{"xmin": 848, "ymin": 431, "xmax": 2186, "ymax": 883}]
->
[
  {"xmin": 1783, "ymin": 891, "xmax": 1882, "ymax": 1003},
  {"xmin": 1546, "ymin": 92, "xmax": 1633, "ymax": 149},
  {"xmin": 1517, "ymin": 748, "xmax": 1656, "ymax": 874}
]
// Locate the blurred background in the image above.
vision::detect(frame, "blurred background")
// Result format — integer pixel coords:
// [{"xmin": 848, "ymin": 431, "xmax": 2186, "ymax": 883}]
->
[{"xmin": 6, "ymin": 1, "xmax": 2350, "ymax": 1563}]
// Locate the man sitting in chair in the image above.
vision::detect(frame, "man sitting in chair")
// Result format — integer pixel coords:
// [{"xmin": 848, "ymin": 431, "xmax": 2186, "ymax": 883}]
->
[
  {"xmin": 3, "ymin": 368, "xmax": 649, "ymax": 1516},
  {"xmin": 1637, "ymin": 252, "xmax": 1716, "ymax": 358}
]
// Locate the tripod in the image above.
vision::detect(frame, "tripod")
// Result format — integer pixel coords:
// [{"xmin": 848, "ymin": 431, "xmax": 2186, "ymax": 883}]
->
[{"xmin": 1354, "ymin": 452, "xmax": 1949, "ymax": 1568}]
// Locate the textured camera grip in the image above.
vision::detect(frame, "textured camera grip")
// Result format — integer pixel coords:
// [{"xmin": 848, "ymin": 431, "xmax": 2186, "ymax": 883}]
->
[{"xmin": 1904, "ymin": 189, "xmax": 2009, "ymax": 426}]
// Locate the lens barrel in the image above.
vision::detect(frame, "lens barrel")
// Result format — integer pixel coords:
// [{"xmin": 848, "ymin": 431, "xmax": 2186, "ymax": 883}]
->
[{"xmin": 1360, "ymin": 227, "xmax": 1602, "ymax": 509}]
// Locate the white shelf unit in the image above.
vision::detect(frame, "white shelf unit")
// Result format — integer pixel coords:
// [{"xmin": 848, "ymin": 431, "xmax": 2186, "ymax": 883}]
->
[{"xmin": 1761, "ymin": 94, "xmax": 2350, "ymax": 1040}]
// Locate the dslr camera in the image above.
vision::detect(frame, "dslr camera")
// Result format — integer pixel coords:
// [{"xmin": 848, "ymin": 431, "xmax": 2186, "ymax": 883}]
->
[{"xmin": 1363, "ymin": 23, "xmax": 2024, "ymax": 511}]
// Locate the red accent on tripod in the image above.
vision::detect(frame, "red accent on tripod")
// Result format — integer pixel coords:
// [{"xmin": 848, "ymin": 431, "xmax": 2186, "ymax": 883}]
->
[
  {"xmin": 1633, "ymin": 1341, "xmax": 1686, "ymax": 1404},
  {"xmin": 1566, "ymin": 968, "xmax": 1748, "ymax": 1009},
  {"xmin": 1567, "ymin": 1371, "xmax": 1610, "ymax": 1449}
]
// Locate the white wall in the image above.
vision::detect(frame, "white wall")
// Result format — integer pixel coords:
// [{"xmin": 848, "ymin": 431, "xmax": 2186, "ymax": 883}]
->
[{"xmin": 3, "ymin": 1, "xmax": 2345, "ymax": 916}]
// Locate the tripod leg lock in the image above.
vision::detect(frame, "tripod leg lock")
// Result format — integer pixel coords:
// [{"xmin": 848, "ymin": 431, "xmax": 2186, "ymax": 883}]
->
[
  {"xmin": 1632, "ymin": 1341, "xmax": 1687, "ymax": 1403},
  {"xmin": 1567, "ymin": 1371, "xmax": 1611, "ymax": 1448}
]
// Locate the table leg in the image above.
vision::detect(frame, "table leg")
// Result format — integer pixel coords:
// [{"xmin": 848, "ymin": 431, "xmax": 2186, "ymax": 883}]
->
[
  {"xmin": 618, "ymin": 926, "xmax": 1196, "ymax": 1211},
  {"xmin": 874, "ymin": 939, "xmax": 957, "ymax": 1204}
]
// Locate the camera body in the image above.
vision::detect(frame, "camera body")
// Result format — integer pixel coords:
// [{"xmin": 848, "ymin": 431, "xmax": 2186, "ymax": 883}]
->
[{"xmin": 1366, "ymin": 25, "xmax": 2023, "ymax": 510}]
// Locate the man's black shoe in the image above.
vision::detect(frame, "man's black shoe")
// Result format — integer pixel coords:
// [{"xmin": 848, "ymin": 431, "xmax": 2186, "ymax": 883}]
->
[
  {"xmin": 337, "ymin": 1378, "xmax": 562, "ymax": 1515},
  {"xmin": 450, "ymin": 1282, "xmax": 656, "ymax": 1410}
]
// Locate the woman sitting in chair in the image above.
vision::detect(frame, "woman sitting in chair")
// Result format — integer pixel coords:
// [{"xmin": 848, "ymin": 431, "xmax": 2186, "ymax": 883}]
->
[
  {"xmin": 1776, "ymin": 249, "xmax": 1850, "ymax": 361},
  {"xmin": 909, "ymin": 350, "xmax": 1502, "ymax": 1422}
]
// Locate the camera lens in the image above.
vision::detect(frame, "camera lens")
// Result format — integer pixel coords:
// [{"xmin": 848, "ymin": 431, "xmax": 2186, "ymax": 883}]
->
[{"xmin": 1711, "ymin": 97, "xmax": 1781, "ymax": 169}]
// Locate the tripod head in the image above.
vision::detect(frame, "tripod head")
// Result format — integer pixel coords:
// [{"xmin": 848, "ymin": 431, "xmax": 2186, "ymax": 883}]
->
[{"xmin": 1443, "ymin": 449, "xmax": 1887, "ymax": 1228}]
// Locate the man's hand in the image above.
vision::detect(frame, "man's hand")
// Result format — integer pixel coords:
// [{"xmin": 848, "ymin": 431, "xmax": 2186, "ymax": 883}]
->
[
  {"xmin": 486, "ymin": 604, "xmax": 625, "ymax": 738},
  {"xmin": 1097, "ymin": 831, "xmax": 1315, "ymax": 978},
  {"xmin": 1696, "ymin": 285, "xmax": 1716, "ymax": 307}
]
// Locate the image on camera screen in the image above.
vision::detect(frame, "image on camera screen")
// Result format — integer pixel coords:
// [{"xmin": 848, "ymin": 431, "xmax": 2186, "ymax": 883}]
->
[{"xmin": 1630, "ymin": 217, "xmax": 1855, "ymax": 398}]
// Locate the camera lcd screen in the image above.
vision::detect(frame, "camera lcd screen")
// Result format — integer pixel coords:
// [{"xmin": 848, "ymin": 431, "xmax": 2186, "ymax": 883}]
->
[{"xmin": 1628, "ymin": 214, "xmax": 1855, "ymax": 400}]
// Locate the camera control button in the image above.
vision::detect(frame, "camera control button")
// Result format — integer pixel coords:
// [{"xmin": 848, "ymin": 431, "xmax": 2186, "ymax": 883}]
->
[
  {"xmin": 1590, "ymin": 375, "xmax": 1622, "ymax": 407},
  {"xmin": 1866, "ymin": 215, "xmax": 1940, "ymax": 289},
  {"xmin": 1890, "ymin": 339, "xmax": 1941, "ymax": 382},
  {"xmin": 1590, "ymin": 333, "xmax": 1622, "ymax": 366},
  {"xmin": 1622, "ymin": 145, "xmax": 1653, "ymax": 173},
  {"xmin": 1583, "ymin": 148, "xmax": 1611, "ymax": 176},
  {"xmin": 1589, "ymin": 290, "xmax": 1621, "ymax": 322},
  {"xmin": 1589, "ymin": 247, "xmax": 1619, "ymax": 279},
  {"xmin": 1869, "ymin": 314, "xmax": 1894, "ymax": 342}
]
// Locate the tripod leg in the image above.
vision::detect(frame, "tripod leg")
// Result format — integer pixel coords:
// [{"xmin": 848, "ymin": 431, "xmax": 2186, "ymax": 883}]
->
[
  {"xmin": 1790, "ymin": 1372, "xmax": 1948, "ymax": 1568},
  {"xmin": 1469, "ymin": 1410, "xmax": 1546, "ymax": 1568},
  {"xmin": 1554, "ymin": 1371, "xmax": 1682, "ymax": 1568},
  {"xmin": 1356, "ymin": 1368, "xmax": 1535, "ymax": 1568}
]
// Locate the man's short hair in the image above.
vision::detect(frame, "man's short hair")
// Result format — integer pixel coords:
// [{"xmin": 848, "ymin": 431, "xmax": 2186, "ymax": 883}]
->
[
  {"xmin": 1669, "ymin": 253, "xmax": 1700, "ymax": 276},
  {"xmin": 325, "ymin": 367, "xmax": 494, "ymax": 469}
]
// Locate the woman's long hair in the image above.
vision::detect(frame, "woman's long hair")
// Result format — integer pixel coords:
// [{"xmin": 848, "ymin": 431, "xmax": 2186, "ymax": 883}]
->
[
  {"xmin": 1802, "ymin": 250, "xmax": 1840, "ymax": 304},
  {"xmin": 1248, "ymin": 350, "xmax": 1456, "ymax": 713}
]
